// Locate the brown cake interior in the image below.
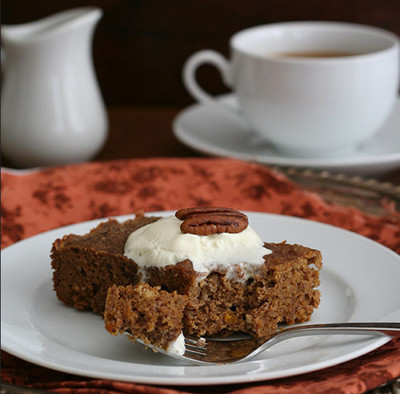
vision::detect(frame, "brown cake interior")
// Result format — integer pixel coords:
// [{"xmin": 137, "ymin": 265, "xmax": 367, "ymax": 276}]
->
[
  {"xmin": 51, "ymin": 213, "xmax": 322, "ymax": 341},
  {"xmin": 105, "ymin": 283, "xmax": 187, "ymax": 350},
  {"xmin": 181, "ymin": 241, "xmax": 321, "ymax": 338},
  {"xmin": 51, "ymin": 215, "xmax": 158, "ymax": 314}
]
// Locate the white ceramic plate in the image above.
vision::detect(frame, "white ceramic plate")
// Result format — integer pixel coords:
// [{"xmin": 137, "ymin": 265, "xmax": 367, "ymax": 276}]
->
[
  {"xmin": 2, "ymin": 212, "xmax": 400, "ymax": 386},
  {"xmin": 173, "ymin": 95, "xmax": 400, "ymax": 176}
]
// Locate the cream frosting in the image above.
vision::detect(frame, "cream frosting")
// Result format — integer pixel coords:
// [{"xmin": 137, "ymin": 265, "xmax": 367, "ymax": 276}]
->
[
  {"xmin": 124, "ymin": 216, "xmax": 270, "ymax": 279},
  {"xmin": 166, "ymin": 332, "xmax": 185, "ymax": 356}
]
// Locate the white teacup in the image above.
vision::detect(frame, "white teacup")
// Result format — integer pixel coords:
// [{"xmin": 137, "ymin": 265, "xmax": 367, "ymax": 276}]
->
[{"xmin": 183, "ymin": 22, "xmax": 399, "ymax": 158}]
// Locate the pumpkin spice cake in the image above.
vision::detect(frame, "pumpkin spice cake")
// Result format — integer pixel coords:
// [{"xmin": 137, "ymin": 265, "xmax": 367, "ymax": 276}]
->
[
  {"xmin": 105, "ymin": 282, "xmax": 187, "ymax": 355},
  {"xmin": 51, "ymin": 207, "xmax": 322, "ymax": 355}
]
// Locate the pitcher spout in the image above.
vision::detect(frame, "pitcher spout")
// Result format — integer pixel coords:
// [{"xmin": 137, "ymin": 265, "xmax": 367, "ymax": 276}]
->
[{"xmin": 1, "ymin": 7, "xmax": 102, "ymax": 44}]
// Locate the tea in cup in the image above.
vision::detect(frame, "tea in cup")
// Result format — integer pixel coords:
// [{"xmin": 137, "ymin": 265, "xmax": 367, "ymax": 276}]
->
[{"xmin": 183, "ymin": 22, "xmax": 399, "ymax": 158}]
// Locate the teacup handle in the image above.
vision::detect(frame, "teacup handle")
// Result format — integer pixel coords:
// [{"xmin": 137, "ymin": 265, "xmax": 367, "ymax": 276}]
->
[{"xmin": 183, "ymin": 50, "xmax": 244, "ymax": 123}]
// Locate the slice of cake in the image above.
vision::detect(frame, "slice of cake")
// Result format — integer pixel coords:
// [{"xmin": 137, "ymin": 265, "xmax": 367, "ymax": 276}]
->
[
  {"xmin": 51, "ymin": 207, "xmax": 322, "ymax": 354},
  {"xmin": 105, "ymin": 283, "xmax": 187, "ymax": 354},
  {"xmin": 51, "ymin": 214, "xmax": 159, "ymax": 314}
]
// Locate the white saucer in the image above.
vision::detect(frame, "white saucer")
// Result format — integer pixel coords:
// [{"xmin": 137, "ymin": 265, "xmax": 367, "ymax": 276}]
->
[{"xmin": 173, "ymin": 94, "xmax": 400, "ymax": 175}]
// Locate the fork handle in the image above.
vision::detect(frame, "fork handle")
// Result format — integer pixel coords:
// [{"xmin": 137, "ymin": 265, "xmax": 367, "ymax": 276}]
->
[
  {"xmin": 246, "ymin": 322, "xmax": 400, "ymax": 361},
  {"xmin": 275, "ymin": 322, "xmax": 400, "ymax": 339}
]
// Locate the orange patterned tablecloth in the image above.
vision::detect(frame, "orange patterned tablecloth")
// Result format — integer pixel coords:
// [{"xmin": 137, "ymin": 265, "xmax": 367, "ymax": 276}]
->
[{"xmin": 1, "ymin": 157, "xmax": 399, "ymax": 394}]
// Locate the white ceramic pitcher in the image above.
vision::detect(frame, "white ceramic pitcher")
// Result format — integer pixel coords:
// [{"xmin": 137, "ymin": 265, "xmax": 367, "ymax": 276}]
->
[{"xmin": 1, "ymin": 7, "xmax": 108, "ymax": 167}]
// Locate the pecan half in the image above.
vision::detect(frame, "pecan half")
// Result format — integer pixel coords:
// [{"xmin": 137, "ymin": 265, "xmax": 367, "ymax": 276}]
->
[{"xmin": 175, "ymin": 207, "xmax": 248, "ymax": 235}]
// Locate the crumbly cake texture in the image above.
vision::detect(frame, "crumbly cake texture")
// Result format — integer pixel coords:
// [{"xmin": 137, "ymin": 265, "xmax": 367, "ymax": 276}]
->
[
  {"xmin": 51, "ymin": 212, "xmax": 322, "ymax": 340},
  {"xmin": 51, "ymin": 214, "xmax": 159, "ymax": 314},
  {"xmin": 105, "ymin": 283, "xmax": 187, "ymax": 351}
]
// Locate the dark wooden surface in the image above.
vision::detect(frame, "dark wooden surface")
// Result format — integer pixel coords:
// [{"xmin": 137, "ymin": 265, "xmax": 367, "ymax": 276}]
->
[
  {"xmin": 95, "ymin": 107, "xmax": 192, "ymax": 160},
  {"xmin": 3, "ymin": 0, "xmax": 400, "ymax": 107}
]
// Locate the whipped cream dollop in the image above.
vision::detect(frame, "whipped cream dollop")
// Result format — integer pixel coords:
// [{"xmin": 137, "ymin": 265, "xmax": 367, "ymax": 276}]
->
[
  {"xmin": 166, "ymin": 332, "xmax": 186, "ymax": 356},
  {"xmin": 124, "ymin": 216, "xmax": 270, "ymax": 279}
]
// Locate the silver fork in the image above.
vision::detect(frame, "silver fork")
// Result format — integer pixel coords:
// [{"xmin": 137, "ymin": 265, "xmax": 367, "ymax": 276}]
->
[{"xmin": 138, "ymin": 322, "xmax": 400, "ymax": 364}]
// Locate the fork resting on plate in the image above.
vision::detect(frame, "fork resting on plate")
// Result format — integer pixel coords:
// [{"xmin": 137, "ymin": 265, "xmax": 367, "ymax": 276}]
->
[{"xmin": 138, "ymin": 322, "xmax": 400, "ymax": 365}]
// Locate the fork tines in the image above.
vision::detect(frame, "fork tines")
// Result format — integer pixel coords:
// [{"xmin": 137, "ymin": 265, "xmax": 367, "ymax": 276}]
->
[{"xmin": 184, "ymin": 336, "xmax": 208, "ymax": 356}]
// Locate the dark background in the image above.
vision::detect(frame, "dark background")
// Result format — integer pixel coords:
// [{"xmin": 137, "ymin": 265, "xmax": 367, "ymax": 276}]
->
[{"xmin": 3, "ymin": 1, "xmax": 400, "ymax": 108}]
